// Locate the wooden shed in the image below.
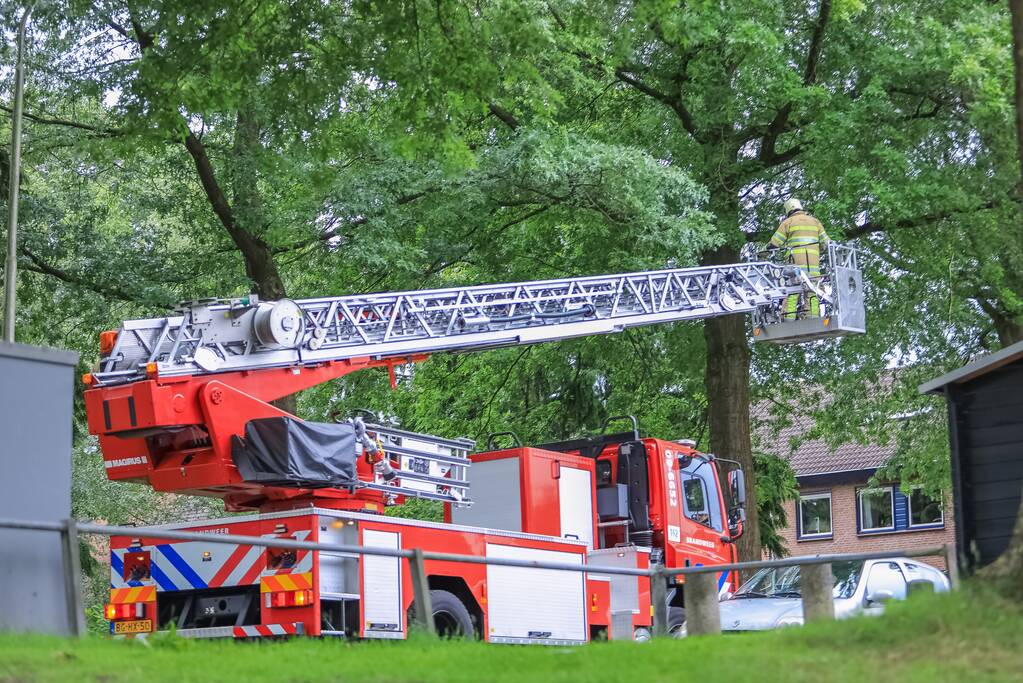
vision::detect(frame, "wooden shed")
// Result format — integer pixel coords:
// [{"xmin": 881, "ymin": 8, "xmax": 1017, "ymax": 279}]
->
[{"xmin": 920, "ymin": 340, "xmax": 1023, "ymax": 569}]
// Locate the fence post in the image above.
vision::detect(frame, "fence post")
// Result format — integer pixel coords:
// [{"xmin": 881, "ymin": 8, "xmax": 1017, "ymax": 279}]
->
[
  {"xmin": 650, "ymin": 565, "xmax": 668, "ymax": 638},
  {"xmin": 684, "ymin": 572, "xmax": 721, "ymax": 636},
  {"xmin": 409, "ymin": 548, "xmax": 435, "ymax": 635},
  {"xmin": 59, "ymin": 519, "xmax": 85, "ymax": 638},
  {"xmin": 943, "ymin": 543, "xmax": 961, "ymax": 590},
  {"xmin": 800, "ymin": 562, "xmax": 835, "ymax": 623}
]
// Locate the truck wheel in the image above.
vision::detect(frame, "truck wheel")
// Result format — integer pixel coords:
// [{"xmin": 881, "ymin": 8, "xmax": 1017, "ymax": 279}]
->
[
  {"xmin": 668, "ymin": 607, "xmax": 687, "ymax": 639},
  {"xmin": 410, "ymin": 589, "xmax": 475, "ymax": 638}
]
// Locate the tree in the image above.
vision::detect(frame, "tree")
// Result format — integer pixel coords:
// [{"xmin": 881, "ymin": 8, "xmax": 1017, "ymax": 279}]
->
[
  {"xmin": 521, "ymin": 0, "xmax": 996, "ymax": 560},
  {"xmin": 10, "ymin": 1, "xmax": 1022, "ymax": 567},
  {"xmin": 976, "ymin": 0, "xmax": 1023, "ymax": 591},
  {"xmin": 7, "ymin": 0, "xmax": 717, "ymax": 519}
]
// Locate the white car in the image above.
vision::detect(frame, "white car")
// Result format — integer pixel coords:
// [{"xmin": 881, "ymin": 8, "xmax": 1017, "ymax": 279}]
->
[{"xmin": 717, "ymin": 557, "xmax": 950, "ymax": 632}]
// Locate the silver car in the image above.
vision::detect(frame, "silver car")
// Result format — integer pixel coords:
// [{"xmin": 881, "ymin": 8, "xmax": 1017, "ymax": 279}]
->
[{"xmin": 717, "ymin": 557, "xmax": 950, "ymax": 632}]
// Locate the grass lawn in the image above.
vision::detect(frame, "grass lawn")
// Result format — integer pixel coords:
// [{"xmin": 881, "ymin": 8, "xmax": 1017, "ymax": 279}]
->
[{"xmin": 1, "ymin": 586, "xmax": 1021, "ymax": 683}]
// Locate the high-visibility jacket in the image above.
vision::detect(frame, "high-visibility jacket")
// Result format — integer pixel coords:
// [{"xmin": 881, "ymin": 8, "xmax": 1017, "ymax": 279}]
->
[{"xmin": 769, "ymin": 211, "xmax": 830, "ymax": 277}]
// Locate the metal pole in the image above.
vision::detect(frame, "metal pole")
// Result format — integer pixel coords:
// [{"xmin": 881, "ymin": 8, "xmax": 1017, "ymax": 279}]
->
[
  {"xmin": 943, "ymin": 542, "xmax": 961, "ymax": 590},
  {"xmin": 58, "ymin": 519, "xmax": 85, "ymax": 638},
  {"xmin": 683, "ymin": 572, "xmax": 721, "ymax": 636},
  {"xmin": 409, "ymin": 548, "xmax": 435, "ymax": 635},
  {"xmin": 649, "ymin": 565, "xmax": 668, "ymax": 638},
  {"xmin": 800, "ymin": 563, "xmax": 835, "ymax": 623},
  {"xmin": 4, "ymin": 3, "xmax": 34, "ymax": 342}
]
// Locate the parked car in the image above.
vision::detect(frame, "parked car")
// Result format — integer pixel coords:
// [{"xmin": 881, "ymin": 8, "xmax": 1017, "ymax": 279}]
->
[{"xmin": 716, "ymin": 557, "xmax": 950, "ymax": 633}]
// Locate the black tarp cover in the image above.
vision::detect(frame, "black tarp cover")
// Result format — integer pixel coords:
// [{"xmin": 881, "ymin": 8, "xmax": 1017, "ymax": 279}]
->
[{"xmin": 231, "ymin": 417, "xmax": 358, "ymax": 488}]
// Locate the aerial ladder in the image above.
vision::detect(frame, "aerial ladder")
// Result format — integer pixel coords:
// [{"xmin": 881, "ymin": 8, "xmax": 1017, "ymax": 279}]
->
[{"xmin": 83, "ymin": 243, "xmax": 864, "ymax": 513}]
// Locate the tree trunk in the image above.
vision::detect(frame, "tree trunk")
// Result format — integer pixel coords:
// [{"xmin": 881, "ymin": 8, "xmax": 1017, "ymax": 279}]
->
[
  {"xmin": 978, "ymin": 0, "xmax": 1023, "ymax": 590},
  {"xmin": 701, "ymin": 194, "xmax": 760, "ymax": 563},
  {"xmin": 230, "ymin": 103, "xmax": 287, "ymax": 302},
  {"xmin": 995, "ymin": 316, "xmax": 1023, "ymax": 348},
  {"xmin": 229, "ymin": 101, "xmax": 296, "ymax": 415},
  {"xmin": 979, "ymin": 486, "xmax": 1023, "ymax": 597},
  {"xmin": 1010, "ymin": 0, "xmax": 1023, "ymax": 190}
]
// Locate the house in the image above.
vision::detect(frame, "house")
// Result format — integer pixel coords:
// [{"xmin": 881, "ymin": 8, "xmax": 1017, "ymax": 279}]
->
[
  {"xmin": 755, "ymin": 409, "xmax": 955, "ymax": 570},
  {"xmin": 920, "ymin": 339, "xmax": 1023, "ymax": 570}
]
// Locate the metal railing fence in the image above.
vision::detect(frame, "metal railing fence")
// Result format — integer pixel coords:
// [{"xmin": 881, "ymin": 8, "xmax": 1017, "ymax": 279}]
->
[{"xmin": 0, "ymin": 517, "xmax": 959, "ymax": 640}]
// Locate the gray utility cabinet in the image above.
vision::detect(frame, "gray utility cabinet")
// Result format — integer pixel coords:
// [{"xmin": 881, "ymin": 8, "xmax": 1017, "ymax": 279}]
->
[{"xmin": 0, "ymin": 342, "xmax": 79, "ymax": 635}]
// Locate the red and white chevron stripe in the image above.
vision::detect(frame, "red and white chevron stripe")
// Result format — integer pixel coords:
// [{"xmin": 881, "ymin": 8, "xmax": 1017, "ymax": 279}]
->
[{"xmin": 232, "ymin": 623, "xmax": 304, "ymax": 638}]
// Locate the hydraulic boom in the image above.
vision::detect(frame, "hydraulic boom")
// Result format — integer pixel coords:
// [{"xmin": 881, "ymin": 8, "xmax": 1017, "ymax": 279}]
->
[{"xmin": 92, "ymin": 243, "xmax": 864, "ymax": 387}]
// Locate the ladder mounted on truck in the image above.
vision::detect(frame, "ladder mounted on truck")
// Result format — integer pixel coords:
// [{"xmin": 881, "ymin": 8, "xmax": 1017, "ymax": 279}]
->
[
  {"xmin": 93, "ymin": 244, "xmax": 865, "ymax": 386},
  {"xmin": 357, "ymin": 422, "xmax": 475, "ymax": 506},
  {"xmin": 83, "ymin": 244, "xmax": 864, "ymax": 512}
]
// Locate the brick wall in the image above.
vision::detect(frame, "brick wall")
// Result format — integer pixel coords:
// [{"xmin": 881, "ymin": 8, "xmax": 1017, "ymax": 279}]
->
[{"xmin": 774, "ymin": 479, "xmax": 955, "ymax": 571}]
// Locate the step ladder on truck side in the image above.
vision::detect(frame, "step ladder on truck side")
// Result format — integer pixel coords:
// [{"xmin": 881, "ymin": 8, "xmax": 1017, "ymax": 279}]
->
[{"xmin": 86, "ymin": 247, "xmax": 865, "ymax": 642}]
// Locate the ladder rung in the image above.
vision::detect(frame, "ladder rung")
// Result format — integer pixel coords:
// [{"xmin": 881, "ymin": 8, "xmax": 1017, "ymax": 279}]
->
[
  {"xmin": 383, "ymin": 443, "xmax": 473, "ymax": 467},
  {"xmin": 392, "ymin": 470, "xmax": 470, "ymax": 490}
]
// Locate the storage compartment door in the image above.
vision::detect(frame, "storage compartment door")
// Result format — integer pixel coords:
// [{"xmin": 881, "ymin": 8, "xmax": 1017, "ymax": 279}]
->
[
  {"xmin": 452, "ymin": 457, "xmax": 522, "ymax": 531},
  {"xmin": 485, "ymin": 543, "xmax": 586, "ymax": 643},
  {"xmin": 558, "ymin": 467, "xmax": 594, "ymax": 548},
  {"xmin": 361, "ymin": 529, "xmax": 402, "ymax": 639}
]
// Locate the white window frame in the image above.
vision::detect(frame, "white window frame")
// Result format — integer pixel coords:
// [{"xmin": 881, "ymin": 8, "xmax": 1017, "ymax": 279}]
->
[
  {"xmin": 858, "ymin": 486, "xmax": 895, "ymax": 532},
  {"xmin": 798, "ymin": 492, "xmax": 833, "ymax": 539},
  {"xmin": 907, "ymin": 487, "xmax": 944, "ymax": 529}
]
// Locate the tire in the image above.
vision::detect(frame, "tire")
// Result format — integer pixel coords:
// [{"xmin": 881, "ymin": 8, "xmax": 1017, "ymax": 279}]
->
[
  {"xmin": 410, "ymin": 589, "xmax": 475, "ymax": 638},
  {"xmin": 668, "ymin": 607, "xmax": 687, "ymax": 639}
]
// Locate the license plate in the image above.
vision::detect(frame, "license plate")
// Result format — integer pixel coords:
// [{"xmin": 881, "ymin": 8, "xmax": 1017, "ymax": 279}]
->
[
  {"xmin": 410, "ymin": 457, "xmax": 429, "ymax": 474},
  {"xmin": 114, "ymin": 619, "xmax": 153, "ymax": 634}
]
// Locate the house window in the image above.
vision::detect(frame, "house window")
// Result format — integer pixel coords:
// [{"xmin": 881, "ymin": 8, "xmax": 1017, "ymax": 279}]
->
[
  {"xmin": 908, "ymin": 488, "xmax": 944, "ymax": 528},
  {"xmin": 798, "ymin": 492, "xmax": 832, "ymax": 538},
  {"xmin": 858, "ymin": 487, "xmax": 894, "ymax": 532}
]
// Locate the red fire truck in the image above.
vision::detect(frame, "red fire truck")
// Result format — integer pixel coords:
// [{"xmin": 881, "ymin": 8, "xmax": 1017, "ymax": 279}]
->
[{"xmin": 85, "ymin": 251, "xmax": 864, "ymax": 641}]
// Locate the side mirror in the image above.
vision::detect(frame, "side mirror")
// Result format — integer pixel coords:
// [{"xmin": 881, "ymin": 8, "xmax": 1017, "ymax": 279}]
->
[
  {"xmin": 678, "ymin": 454, "xmax": 693, "ymax": 470},
  {"xmin": 727, "ymin": 506, "xmax": 746, "ymax": 539},
  {"xmin": 866, "ymin": 589, "xmax": 895, "ymax": 605},
  {"xmin": 728, "ymin": 469, "xmax": 746, "ymax": 506}
]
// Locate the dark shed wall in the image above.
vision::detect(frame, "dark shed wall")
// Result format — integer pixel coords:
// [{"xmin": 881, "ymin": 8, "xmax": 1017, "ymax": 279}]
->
[{"xmin": 949, "ymin": 361, "xmax": 1023, "ymax": 567}]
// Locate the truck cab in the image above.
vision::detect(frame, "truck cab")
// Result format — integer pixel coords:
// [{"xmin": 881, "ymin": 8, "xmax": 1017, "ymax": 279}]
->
[{"xmin": 448, "ymin": 419, "xmax": 746, "ymax": 603}]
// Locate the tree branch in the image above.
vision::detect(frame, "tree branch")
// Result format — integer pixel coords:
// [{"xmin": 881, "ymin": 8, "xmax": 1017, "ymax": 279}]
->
[
  {"xmin": 801, "ymin": 0, "xmax": 832, "ymax": 87},
  {"xmin": 844, "ymin": 201, "xmax": 999, "ymax": 240},
  {"xmin": 744, "ymin": 199, "xmax": 1002, "ymax": 243},
  {"xmin": 20, "ymin": 247, "xmax": 169, "ymax": 307},
  {"xmin": 754, "ymin": 0, "xmax": 831, "ymax": 165},
  {"xmin": 0, "ymin": 105, "xmax": 120, "ymax": 136},
  {"xmin": 273, "ymin": 190, "xmax": 434, "ymax": 254},
  {"xmin": 488, "ymin": 102, "xmax": 519, "ymax": 131},
  {"xmin": 614, "ymin": 67, "xmax": 700, "ymax": 140}
]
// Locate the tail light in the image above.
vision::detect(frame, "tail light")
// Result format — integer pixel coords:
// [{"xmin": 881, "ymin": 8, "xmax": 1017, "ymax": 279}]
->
[
  {"xmin": 105, "ymin": 602, "xmax": 145, "ymax": 621},
  {"xmin": 265, "ymin": 589, "xmax": 314, "ymax": 609}
]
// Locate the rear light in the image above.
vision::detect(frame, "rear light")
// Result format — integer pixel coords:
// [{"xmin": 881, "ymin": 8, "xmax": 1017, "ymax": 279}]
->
[
  {"xmin": 266, "ymin": 589, "xmax": 314, "ymax": 609},
  {"xmin": 105, "ymin": 602, "xmax": 145, "ymax": 621}
]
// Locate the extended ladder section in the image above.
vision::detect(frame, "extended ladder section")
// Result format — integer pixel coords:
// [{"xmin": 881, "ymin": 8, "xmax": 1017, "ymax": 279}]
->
[
  {"xmin": 94, "ymin": 245, "xmax": 864, "ymax": 385},
  {"xmin": 360, "ymin": 422, "xmax": 475, "ymax": 506}
]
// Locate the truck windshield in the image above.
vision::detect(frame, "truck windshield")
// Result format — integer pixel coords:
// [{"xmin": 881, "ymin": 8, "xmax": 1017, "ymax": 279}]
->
[
  {"xmin": 679, "ymin": 458, "xmax": 723, "ymax": 532},
  {"xmin": 732, "ymin": 561, "xmax": 864, "ymax": 599}
]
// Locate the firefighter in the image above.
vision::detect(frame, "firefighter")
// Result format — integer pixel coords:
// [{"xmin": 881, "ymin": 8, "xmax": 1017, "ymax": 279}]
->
[{"xmin": 770, "ymin": 198, "xmax": 830, "ymax": 320}]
